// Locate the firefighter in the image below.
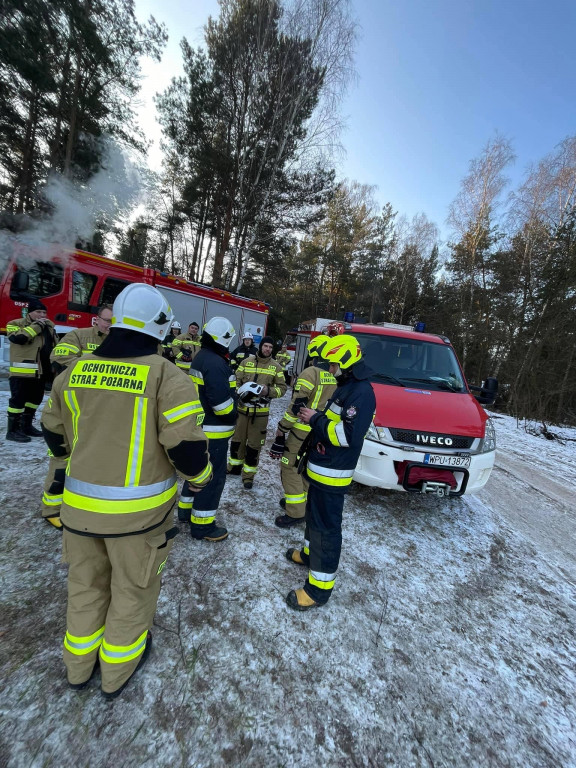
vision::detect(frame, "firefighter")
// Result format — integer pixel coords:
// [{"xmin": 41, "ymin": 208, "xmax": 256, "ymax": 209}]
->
[
  {"xmin": 178, "ymin": 317, "xmax": 237, "ymax": 541},
  {"xmin": 229, "ymin": 331, "xmax": 257, "ymax": 371},
  {"xmin": 228, "ymin": 335, "xmax": 287, "ymax": 489},
  {"xmin": 275, "ymin": 343, "xmax": 292, "ymax": 386},
  {"xmin": 41, "ymin": 284, "xmax": 211, "ymax": 697},
  {"xmin": 172, "ymin": 321, "xmax": 201, "ymax": 372},
  {"xmin": 284, "ymin": 334, "xmax": 375, "ymax": 611},
  {"xmin": 50, "ymin": 304, "xmax": 113, "ymax": 374},
  {"xmin": 269, "ymin": 335, "xmax": 336, "ymax": 527},
  {"xmin": 162, "ymin": 320, "xmax": 182, "ymax": 360},
  {"xmin": 5, "ymin": 298, "xmax": 58, "ymax": 442}
]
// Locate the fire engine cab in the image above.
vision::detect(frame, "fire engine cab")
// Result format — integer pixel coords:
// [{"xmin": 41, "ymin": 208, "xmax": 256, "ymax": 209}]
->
[
  {"xmin": 0, "ymin": 246, "xmax": 269, "ymax": 342},
  {"xmin": 293, "ymin": 321, "xmax": 497, "ymax": 497}
]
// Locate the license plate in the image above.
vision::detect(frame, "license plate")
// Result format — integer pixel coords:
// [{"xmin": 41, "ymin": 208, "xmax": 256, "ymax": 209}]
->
[{"xmin": 423, "ymin": 453, "xmax": 471, "ymax": 468}]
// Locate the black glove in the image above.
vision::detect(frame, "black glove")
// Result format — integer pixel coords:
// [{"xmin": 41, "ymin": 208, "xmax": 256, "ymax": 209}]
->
[
  {"xmin": 269, "ymin": 432, "xmax": 286, "ymax": 459},
  {"xmin": 181, "ymin": 350, "xmax": 192, "ymax": 363}
]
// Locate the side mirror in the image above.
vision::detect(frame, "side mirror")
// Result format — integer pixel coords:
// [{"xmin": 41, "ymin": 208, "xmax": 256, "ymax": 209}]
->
[
  {"xmin": 12, "ymin": 270, "xmax": 29, "ymax": 292},
  {"xmin": 471, "ymin": 376, "xmax": 498, "ymax": 405}
]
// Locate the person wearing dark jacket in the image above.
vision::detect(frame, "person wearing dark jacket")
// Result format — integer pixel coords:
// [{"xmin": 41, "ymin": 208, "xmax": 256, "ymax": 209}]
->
[
  {"xmin": 285, "ymin": 334, "xmax": 376, "ymax": 611},
  {"xmin": 6, "ymin": 298, "xmax": 58, "ymax": 442},
  {"xmin": 229, "ymin": 331, "xmax": 257, "ymax": 371},
  {"xmin": 178, "ymin": 317, "xmax": 238, "ymax": 541}
]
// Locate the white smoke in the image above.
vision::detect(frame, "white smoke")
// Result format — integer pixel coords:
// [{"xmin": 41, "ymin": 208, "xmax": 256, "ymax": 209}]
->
[{"xmin": 0, "ymin": 135, "xmax": 144, "ymax": 273}]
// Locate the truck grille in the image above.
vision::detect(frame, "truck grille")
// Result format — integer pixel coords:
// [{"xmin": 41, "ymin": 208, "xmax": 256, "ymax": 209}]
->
[{"xmin": 389, "ymin": 429, "xmax": 474, "ymax": 449}]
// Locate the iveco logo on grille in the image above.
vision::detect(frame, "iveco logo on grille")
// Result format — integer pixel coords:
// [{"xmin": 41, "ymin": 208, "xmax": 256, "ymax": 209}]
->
[{"xmin": 415, "ymin": 434, "xmax": 453, "ymax": 446}]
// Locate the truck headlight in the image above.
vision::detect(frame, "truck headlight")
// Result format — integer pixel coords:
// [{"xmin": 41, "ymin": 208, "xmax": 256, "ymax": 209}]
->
[
  {"xmin": 366, "ymin": 423, "xmax": 387, "ymax": 443},
  {"xmin": 479, "ymin": 418, "xmax": 496, "ymax": 453}
]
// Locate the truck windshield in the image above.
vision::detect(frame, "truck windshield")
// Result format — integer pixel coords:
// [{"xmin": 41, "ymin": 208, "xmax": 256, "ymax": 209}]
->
[
  {"xmin": 354, "ymin": 332, "xmax": 465, "ymax": 392},
  {"xmin": 10, "ymin": 261, "xmax": 63, "ymax": 299}
]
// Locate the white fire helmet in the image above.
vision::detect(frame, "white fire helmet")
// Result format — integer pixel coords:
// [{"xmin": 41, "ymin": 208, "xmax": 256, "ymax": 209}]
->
[
  {"xmin": 237, "ymin": 381, "xmax": 264, "ymax": 403},
  {"xmin": 171, "ymin": 320, "xmax": 182, "ymax": 331},
  {"xmin": 111, "ymin": 284, "xmax": 174, "ymax": 341},
  {"xmin": 243, "ymin": 331, "xmax": 254, "ymax": 340},
  {"xmin": 204, "ymin": 316, "xmax": 236, "ymax": 349}
]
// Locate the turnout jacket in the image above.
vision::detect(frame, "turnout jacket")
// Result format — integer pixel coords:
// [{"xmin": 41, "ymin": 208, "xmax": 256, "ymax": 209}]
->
[
  {"xmin": 41, "ymin": 353, "xmax": 211, "ymax": 537},
  {"xmin": 278, "ymin": 362, "xmax": 336, "ymax": 438},
  {"xmin": 171, "ymin": 332, "xmax": 201, "ymax": 370},
  {"xmin": 7, "ymin": 316, "xmax": 57, "ymax": 378},
  {"xmin": 230, "ymin": 342, "xmax": 258, "ymax": 370},
  {"xmin": 236, "ymin": 353, "xmax": 287, "ymax": 415},
  {"xmin": 306, "ymin": 361, "xmax": 375, "ymax": 494},
  {"xmin": 50, "ymin": 326, "xmax": 107, "ymax": 371},
  {"xmin": 190, "ymin": 346, "xmax": 238, "ymax": 440},
  {"xmin": 275, "ymin": 351, "xmax": 291, "ymax": 369}
]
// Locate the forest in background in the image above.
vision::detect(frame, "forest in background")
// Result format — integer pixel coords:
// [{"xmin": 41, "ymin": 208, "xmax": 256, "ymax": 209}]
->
[{"xmin": 1, "ymin": 0, "xmax": 575, "ymax": 424}]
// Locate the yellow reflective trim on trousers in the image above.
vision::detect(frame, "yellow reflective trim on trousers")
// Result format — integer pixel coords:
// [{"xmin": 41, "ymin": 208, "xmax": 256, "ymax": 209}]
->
[
  {"xmin": 306, "ymin": 468, "xmax": 352, "ymax": 487},
  {"xmin": 292, "ymin": 422, "xmax": 311, "ymax": 434},
  {"xmin": 62, "ymin": 483, "xmax": 177, "ymax": 514},
  {"xmin": 125, "ymin": 397, "xmax": 147, "ymax": 487},
  {"xmin": 178, "ymin": 501, "xmax": 193, "ymax": 510},
  {"xmin": 283, "ymin": 411, "xmax": 297, "ymax": 423},
  {"xmin": 189, "ymin": 461, "xmax": 212, "ymax": 485},
  {"xmin": 64, "ymin": 626, "xmax": 105, "ymax": 655},
  {"xmin": 100, "ymin": 629, "xmax": 148, "ymax": 664},
  {"xmin": 9, "ymin": 367, "xmax": 37, "ymax": 375},
  {"xmin": 64, "ymin": 389, "xmax": 81, "ymax": 465},
  {"xmin": 285, "ymin": 493, "xmax": 307, "ymax": 504},
  {"xmin": 7, "ymin": 406, "xmax": 24, "ymax": 413},
  {"xmin": 228, "ymin": 457, "xmax": 243, "ymax": 466},
  {"xmin": 24, "ymin": 401, "xmax": 39, "ymax": 409},
  {"xmin": 42, "ymin": 492, "xmax": 62, "ymax": 506},
  {"xmin": 308, "ymin": 572, "xmax": 336, "ymax": 590},
  {"xmin": 204, "ymin": 429, "xmax": 234, "ymax": 439},
  {"xmin": 190, "ymin": 513, "xmax": 215, "ymax": 525}
]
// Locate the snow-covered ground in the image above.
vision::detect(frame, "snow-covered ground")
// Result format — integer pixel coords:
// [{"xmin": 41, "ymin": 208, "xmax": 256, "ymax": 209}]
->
[{"xmin": 1, "ymin": 394, "xmax": 575, "ymax": 768}]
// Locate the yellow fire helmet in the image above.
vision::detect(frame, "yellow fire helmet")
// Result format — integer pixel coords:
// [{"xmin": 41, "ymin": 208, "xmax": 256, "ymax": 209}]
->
[
  {"xmin": 323, "ymin": 334, "xmax": 362, "ymax": 370},
  {"xmin": 308, "ymin": 334, "xmax": 331, "ymax": 359}
]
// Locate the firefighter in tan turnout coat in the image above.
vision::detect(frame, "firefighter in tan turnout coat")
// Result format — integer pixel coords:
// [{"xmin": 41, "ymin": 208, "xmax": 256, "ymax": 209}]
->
[
  {"xmin": 228, "ymin": 335, "xmax": 286, "ymax": 488},
  {"xmin": 41, "ymin": 284, "xmax": 212, "ymax": 698},
  {"xmin": 270, "ymin": 335, "xmax": 337, "ymax": 527}
]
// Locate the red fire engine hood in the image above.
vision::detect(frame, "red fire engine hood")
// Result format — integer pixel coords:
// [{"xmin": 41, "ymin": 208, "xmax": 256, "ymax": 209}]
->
[{"xmin": 371, "ymin": 383, "xmax": 487, "ymax": 438}]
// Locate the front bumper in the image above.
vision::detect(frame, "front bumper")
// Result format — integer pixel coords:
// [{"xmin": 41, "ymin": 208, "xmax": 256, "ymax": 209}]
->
[{"xmin": 353, "ymin": 438, "xmax": 495, "ymax": 495}]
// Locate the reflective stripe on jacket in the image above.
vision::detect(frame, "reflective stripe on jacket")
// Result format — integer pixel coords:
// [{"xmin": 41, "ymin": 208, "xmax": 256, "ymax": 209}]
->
[
  {"xmin": 236, "ymin": 354, "xmax": 287, "ymax": 414},
  {"xmin": 190, "ymin": 347, "xmax": 238, "ymax": 440},
  {"xmin": 279, "ymin": 364, "xmax": 336, "ymax": 436},
  {"xmin": 50, "ymin": 326, "xmax": 106, "ymax": 368},
  {"xmin": 41, "ymin": 354, "xmax": 210, "ymax": 536},
  {"xmin": 306, "ymin": 367, "xmax": 375, "ymax": 493}
]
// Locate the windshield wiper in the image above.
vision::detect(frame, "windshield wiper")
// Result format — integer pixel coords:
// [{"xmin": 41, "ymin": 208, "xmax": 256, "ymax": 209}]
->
[
  {"xmin": 402, "ymin": 377, "xmax": 463, "ymax": 392},
  {"xmin": 371, "ymin": 373, "xmax": 405, "ymax": 387}
]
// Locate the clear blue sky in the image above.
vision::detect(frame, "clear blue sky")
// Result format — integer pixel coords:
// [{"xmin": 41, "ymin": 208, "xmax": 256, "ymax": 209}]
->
[{"xmin": 135, "ymin": 0, "xmax": 576, "ymax": 240}]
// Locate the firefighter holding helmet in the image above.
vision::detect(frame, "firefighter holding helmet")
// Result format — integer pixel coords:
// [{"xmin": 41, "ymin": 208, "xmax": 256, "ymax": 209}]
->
[
  {"xmin": 284, "ymin": 334, "xmax": 375, "ymax": 611},
  {"xmin": 177, "ymin": 316, "xmax": 238, "ymax": 541},
  {"xmin": 228, "ymin": 336, "xmax": 287, "ymax": 489},
  {"xmin": 41, "ymin": 284, "xmax": 212, "ymax": 697},
  {"xmin": 270, "ymin": 335, "xmax": 337, "ymax": 527}
]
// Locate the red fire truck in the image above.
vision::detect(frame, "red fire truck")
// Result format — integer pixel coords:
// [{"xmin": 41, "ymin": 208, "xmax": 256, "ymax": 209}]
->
[
  {"xmin": 0, "ymin": 245, "xmax": 269, "ymax": 343},
  {"xmin": 292, "ymin": 320, "xmax": 497, "ymax": 497}
]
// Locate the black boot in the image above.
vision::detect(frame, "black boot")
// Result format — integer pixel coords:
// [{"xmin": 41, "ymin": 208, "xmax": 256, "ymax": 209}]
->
[
  {"xmin": 21, "ymin": 413, "xmax": 43, "ymax": 437},
  {"xmin": 190, "ymin": 522, "xmax": 229, "ymax": 542},
  {"xmin": 6, "ymin": 414, "xmax": 31, "ymax": 443}
]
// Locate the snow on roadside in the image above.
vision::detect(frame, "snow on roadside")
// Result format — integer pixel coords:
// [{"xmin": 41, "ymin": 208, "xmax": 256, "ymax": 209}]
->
[{"xmin": 1, "ymin": 393, "xmax": 575, "ymax": 768}]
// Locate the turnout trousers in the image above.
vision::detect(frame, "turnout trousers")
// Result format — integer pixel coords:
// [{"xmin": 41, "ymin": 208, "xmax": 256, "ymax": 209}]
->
[
  {"xmin": 299, "ymin": 483, "xmax": 345, "ymax": 606},
  {"xmin": 280, "ymin": 431, "xmax": 308, "ymax": 520},
  {"xmin": 8, "ymin": 376, "xmax": 45, "ymax": 416},
  {"xmin": 62, "ymin": 515, "xmax": 176, "ymax": 693},
  {"xmin": 228, "ymin": 410, "xmax": 269, "ymax": 482},
  {"xmin": 179, "ymin": 437, "xmax": 229, "ymax": 530}
]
